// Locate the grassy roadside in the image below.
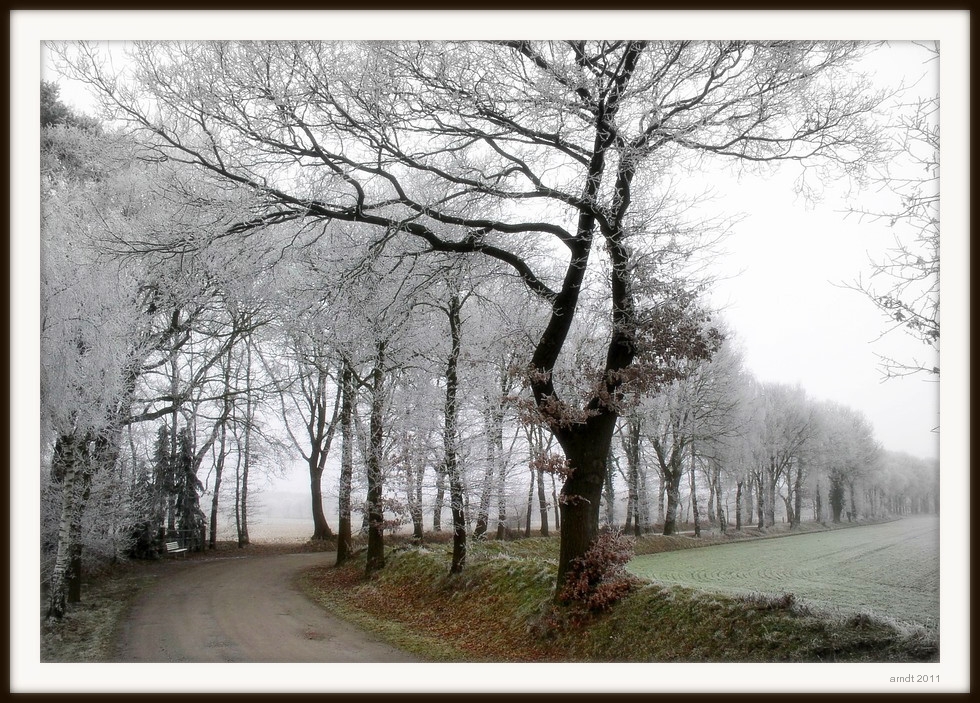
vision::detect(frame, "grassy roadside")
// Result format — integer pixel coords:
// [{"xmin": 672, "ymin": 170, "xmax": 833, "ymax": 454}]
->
[
  {"xmin": 41, "ymin": 560, "xmax": 157, "ymax": 662},
  {"xmin": 299, "ymin": 544, "xmax": 563, "ymax": 662},
  {"xmin": 301, "ymin": 523, "xmax": 938, "ymax": 663}
]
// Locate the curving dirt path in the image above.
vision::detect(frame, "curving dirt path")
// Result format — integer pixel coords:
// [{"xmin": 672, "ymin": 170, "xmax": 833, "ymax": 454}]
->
[{"xmin": 114, "ymin": 552, "xmax": 420, "ymax": 662}]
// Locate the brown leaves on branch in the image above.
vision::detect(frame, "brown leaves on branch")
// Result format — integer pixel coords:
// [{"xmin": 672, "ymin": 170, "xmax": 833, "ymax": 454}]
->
[
  {"xmin": 558, "ymin": 530, "xmax": 636, "ymax": 614},
  {"xmin": 529, "ymin": 452, "xmax": 574, "ymax": 480}
]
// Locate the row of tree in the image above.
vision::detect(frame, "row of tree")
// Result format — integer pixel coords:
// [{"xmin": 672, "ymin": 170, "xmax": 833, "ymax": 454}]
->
[{"xmin": 41, "ymin": 40, "xmax": 939, "ymax": 618}]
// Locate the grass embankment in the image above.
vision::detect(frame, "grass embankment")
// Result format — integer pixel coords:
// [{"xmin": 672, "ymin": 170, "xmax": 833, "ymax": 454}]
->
[
  {"xmin": 41, "ymin": 524, "xmax": 937, "ymax": 663},
  {"xmin": 301, "ymin": 530, "xmax": 938, "ymax": 663},
  {"xmin": 41, "ymin": 562, "xmax": 155, "ymax": 662}
]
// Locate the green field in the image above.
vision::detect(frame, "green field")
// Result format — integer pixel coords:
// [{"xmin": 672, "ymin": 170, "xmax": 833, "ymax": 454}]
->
[{"xmin": 628, "ymin": 516, "xmax": 939, "ymax": 630}]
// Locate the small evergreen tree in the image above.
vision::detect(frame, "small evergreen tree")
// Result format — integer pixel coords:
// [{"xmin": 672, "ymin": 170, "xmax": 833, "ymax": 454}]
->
[
  {"xmin": 41, "ymin": 80, "xmax": 100, "ymax": 130},
  {"xmin": 174, "ymin": 426, "xmax": 207, "ymax": 551},
  {"xmin": 127, "ymin": 459, "xmax": 158, "ymax": 559},
  {"xmin": 829, "ymin": 470, "xmax": 847, "ymax": 524},
  {"xmin": 151, "ymin": 423, "xmax": 172, "ymax": 541}
]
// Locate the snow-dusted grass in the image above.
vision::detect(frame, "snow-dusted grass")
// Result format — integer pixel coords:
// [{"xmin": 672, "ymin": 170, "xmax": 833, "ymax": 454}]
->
[
  {"xmin": 304, "ymin": 533, "xmax": 938, "ymax": 662},
  {"xmin": 627, "ymin": 516, "xmax": 939, "ymax": 631}
]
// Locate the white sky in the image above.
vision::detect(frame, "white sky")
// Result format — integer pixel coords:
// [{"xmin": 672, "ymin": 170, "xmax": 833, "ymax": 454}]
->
[
  {"xmin": 15, "ymin": 10, "xmax": 970, "ymax": 694},
  {"xmin": 708, "ymin": 160, "xmax": 941, "ymax": 461},
  {"xmin": 711, "ymin": 43, "xmax": 942, "ymax": 463}
]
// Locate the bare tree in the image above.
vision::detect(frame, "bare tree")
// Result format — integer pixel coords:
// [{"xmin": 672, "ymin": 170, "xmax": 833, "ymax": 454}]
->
[
  {"xmin": 755, "ymin": 383, "xmax": 812, "ymax": 527},
  {"xmin": 847, "ymin": 42, "xmax": 939, "ymax": 379},
  {"xmin": 264, "ymin": 323, "xmax": 342, "ymax": 542},
  {"xmin": 336, "ymin": 360, "xmax": 356, "ymax": 565},
  {"xmin": 41, "ymin": 113, "xmax": 229, "ymax": 615},
  {"xmin": 811, "ymin": 400, "xmax": 881, "ymax": 523}
]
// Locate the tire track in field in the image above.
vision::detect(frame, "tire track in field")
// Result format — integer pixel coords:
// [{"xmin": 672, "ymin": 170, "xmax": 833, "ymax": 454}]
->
[{"xmin": 628, "ymin": 517, "xmax": 939, "ymax": 628}]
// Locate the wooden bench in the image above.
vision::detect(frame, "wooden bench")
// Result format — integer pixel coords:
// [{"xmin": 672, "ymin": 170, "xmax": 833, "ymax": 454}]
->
[{"xmin": 165, "ymin": 540, "xmax": 189, "ymax": 558}]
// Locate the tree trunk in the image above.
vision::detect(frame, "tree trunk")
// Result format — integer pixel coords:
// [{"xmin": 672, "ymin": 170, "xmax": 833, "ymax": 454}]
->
[
  {"xmin": 238, "ymin": 438, "xmax": 250, "ymax": 547},
  {"xmin": 494, "ymin": 400, "xmax": 509, "ymax": 540},
  {"xmin": 209, "ymin": 346, "xmax": 234, "ymax": 550},
  {"xmin": 756, "ymin": 473, "xmax": 765, "ymax": 529},
  {"xmin": 310, "ymin": 461, "xmax": 332, "ymax": 540},
  {"xmin": 233, "ymin": 444, "xmax": 243, "ymax": 548},
  {"xmin": 553, "ymin": 412, "xmax": 615, "ymax": 592},
  {"xmin": 657, "ymin": 469, "xmax": 665, "ymax": 525},
  {"xmin": 830, "ymin": 473, "xmax": 845, "ymax": 523},
  {"xmin": 602, "ymin": 448, "xmax": 615, "ymax": 528},
  {"xmin": 432, "ymin": 465, "xmax": 445, "ymax": 532},
  {"xmin": 473, "ymin": 400, "xmax": 496, "ymax": 539},
  {"xmin": 652, "ymin": 438, "xmax": 682, "ymax": 536},
  {"xmin": 495, "ymin": 448, "xmax": 508, "ymax": 540},
  {"xmin": 47, "ymin": 433, "xmax": 95, "ymax": 618},
  {"xmin": 640, "ymin": 464, "xmax": 651, "ymax": 529},
  {"xmin": 336, "ymin": 362, "xmax": 354, "ymax": 566},
  {"xmin": 70, "ymin": 434, "xmax": 116, "ymax": 599},
  {"xmin": 237, "ymin": 345, "xmax": 254, "ymax": 548},
  {"xmin": 165, "ymin": 356, "xmax": 182, "ymax": 538},
  {"xmin": 444, "ymin": 293, "xmax": 466, "ymax": 574},
  {"xmin": 550, "ymin": 472, "xmax": 561, "ymax": 532},
  {"xmin": 689, "ymin": 445, "xmax": 701, "ymax": 538},
  {"xmin": 662, "ymin": 452, "xmax": 684, "ymax": 536},
  {"xmin": 536, "ymin": 467, "xmax": 550, "ymax": 537},
  {"xmin": 409, "ymin": 456, "xmax": 425, "ymax": 542},
  {"xmin": 624, "ymin": 416, "xmax": 642, "ymax": 537},
  {"xmin": 782, "ymin": 491, "xmax": 795, "ymax": 526},
  {"xmin": 714, "ymin": 466, "xmax": 726, "ymax": 534},
  {"xmin": 744, "ymin": 477, "xmax": 754, "ymax": 529},
  {"xmin": 524, "ymin": 466, "xmax": 534, "ymax": 538},
  {"xmin": 707, "ymin": 469, "xmax": 717, "ymax": 525},
  {"xmin": 306, "ymin": 361, "xmax": 341, "ymax": 542},
  {"xmin": 663, "ymin": 470, "xmax": 682, "ymax": 536},
  {"xmin": 209, "ymin": 421, "xmax": 227, "ymax": 549},
  {"xmin": 765, "ymin": 457, "xmax": 778, "ymax": 527},
  {"xmin": 735, "ymin": 479, "xmax": 743, "ymax": 531},
  {"xmin": 848, "ymin": 479, "xmax": 858, "ymax": 521},
  {"xmin": 448, "ymin": 460, "xmax": 466, "ymax": 571},
  {"xmin": 792, "ymin": 464, "xmax": 804, "ymax": 528},
  {"xmin": 365, "ymin": 343, "xmax": 387, "ymax": 574}
]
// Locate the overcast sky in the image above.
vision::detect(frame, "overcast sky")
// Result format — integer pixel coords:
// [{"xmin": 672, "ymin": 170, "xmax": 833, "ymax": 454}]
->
[{"xmin": 702, "ymin": 41, "xmax": 941, "ymax": 462}]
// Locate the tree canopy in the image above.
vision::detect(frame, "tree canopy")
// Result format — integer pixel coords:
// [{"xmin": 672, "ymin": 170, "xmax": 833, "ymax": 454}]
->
[{"xmin": 46, "ymin": 40, "xmax": 916, "ymax": 598}]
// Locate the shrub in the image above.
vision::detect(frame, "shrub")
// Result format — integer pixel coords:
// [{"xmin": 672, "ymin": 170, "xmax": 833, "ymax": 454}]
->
[{"xmin": 558, "ymin": 530, "xmax": 636, "ymax": 613}]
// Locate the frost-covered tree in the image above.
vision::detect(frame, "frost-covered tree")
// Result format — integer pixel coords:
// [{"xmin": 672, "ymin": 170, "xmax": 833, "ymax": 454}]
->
[
  {"xmin": 41, "ymin": 117, "xmax": 167, "ymax": 617},
  {"xmin": 848, "ymin": 42, "xmax": 939, "ymax": 379},
  {"xmin": 40, "ymin": 81, "xmax": 265, "ymax": 614},
  {"xmin": 811, "ymin": 401, "xmax": 881, "ymax": 523}
]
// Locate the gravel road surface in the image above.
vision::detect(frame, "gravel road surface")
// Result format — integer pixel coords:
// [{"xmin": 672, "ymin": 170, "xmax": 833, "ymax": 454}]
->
[{"xmin": 114, "ymin": 552, "xmax": 420, "ymax": 662}]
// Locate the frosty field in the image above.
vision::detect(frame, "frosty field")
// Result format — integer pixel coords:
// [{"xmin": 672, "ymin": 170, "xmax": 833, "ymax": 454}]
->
[{"xmin": 628, "ymin": 517, "xmax": 939, "ymax": 630}]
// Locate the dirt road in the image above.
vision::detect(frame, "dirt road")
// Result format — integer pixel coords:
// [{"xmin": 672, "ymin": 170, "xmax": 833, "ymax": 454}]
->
[{"xmin": 114, "ymin": 552, "xmax": 420, "ymax": 662}]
